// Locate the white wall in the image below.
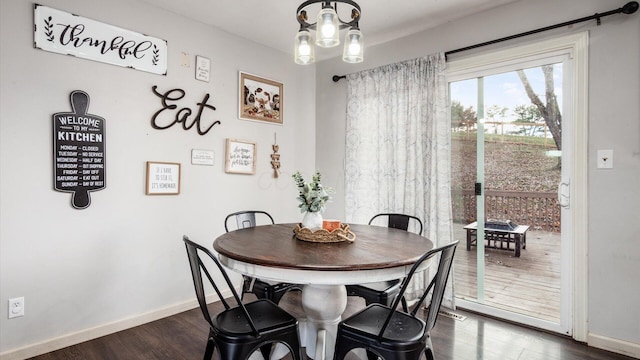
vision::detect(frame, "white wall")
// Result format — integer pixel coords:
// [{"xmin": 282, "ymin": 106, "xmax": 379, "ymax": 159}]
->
[
  {"xmin": 0, "ymin": 0, "xmax": 316, "ymax": 357},
  {"xmin": 2, "ymin": 0, "xmax": 639, "ymax": 357},
  {"xmin": 316, "ymin": 0, "xmax": 640, "ymax": 356}
]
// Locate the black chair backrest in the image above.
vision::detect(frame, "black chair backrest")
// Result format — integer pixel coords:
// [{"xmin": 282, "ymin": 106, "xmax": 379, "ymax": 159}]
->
[
  {"xmin": 376, "ymin": 241, "xmax": 459, "ymax": 341},
  {"xmin": 182, "ymin": 235, "xmax": 260, "ymax": 336},
  {"xmin": 368, "ymin": 213, "xmax": 423, "ymax": 235},
  {"xmin": 224, "ymin": 210, "xmax": 275, "ymax": 232}
]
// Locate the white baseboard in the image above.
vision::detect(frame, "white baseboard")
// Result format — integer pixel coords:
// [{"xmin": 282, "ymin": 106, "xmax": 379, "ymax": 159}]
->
[
  {"xmin": 6, "ymin": 295, "xmax": 637, "ymax": 360},
  {"xmin": 588, "ymin": 332, "xmax": 640, "ymax": 358},
  {"xmin": 0, "ymin": 293, "xmax": 223, "ymax": 360}
]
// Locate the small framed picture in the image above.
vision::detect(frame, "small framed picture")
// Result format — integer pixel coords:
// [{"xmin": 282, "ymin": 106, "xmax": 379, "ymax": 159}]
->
[
  {"xmin": 239, "ymin": 72, "xmax": 283, "ymax": 124},
  {"xmin": 225, "ymin": 139, "xmax": 256, "ymax": 175},
  {"xmin": 191, "ymin": 149, "xmax": 215, "ymax": 166},
  {"xmin": 195, "ymin": 56, "xmax": 210, "ymax": 82},
  {"xmin": 146, "ymin": 161, "xmax": 181, "ymax": 195}
]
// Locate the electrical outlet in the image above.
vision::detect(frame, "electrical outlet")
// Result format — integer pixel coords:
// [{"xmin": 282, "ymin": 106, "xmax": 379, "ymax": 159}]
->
[
  {"xmin": 8, "ymin": 297, "xmax": 24, "ymax": 318},
  {"xmin": 597, "ymin": 149, "xmax": 613, "ymax": 169}
]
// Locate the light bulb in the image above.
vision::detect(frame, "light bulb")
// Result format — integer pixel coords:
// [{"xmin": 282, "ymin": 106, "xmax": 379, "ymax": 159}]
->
[
  {"xmin": 315, "ymin": 6, "xmax": 339, "ymax": 48},
  {"xmin": 320, "ymin": 15, "xmax": 336, "ymax": 38},
  {"xmin": 348, "ymin": 41, "xmax": 361, "ymax": 55},
  {"xmin": 343, "ymin": 28, "xmax": 363, "ymax": 63},
  {"xmin": 299, "ymin": 42, "xmax": 311, "ymax": 56},
  {"xmin": 295, "ymin": 30, "xmax": 315, "ymax": 65}
]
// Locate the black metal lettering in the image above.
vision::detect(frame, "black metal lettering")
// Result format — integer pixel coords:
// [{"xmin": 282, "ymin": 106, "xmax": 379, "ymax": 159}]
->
[{"xmin": 150, "ymin": 86, "xmax": 220, "ymax": 135}]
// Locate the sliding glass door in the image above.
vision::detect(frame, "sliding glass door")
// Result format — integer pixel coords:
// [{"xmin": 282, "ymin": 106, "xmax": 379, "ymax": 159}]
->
[{"xmin": 448, "ymin": 54, "xmax": 572, "ymax": 334}]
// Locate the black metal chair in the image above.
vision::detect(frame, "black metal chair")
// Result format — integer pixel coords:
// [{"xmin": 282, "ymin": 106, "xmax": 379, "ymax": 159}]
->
[
  {"xmin": 368, "ymin": 213, "xmax": 424, "ymax": 236},
  {"xmin": 333, "ymin": 241, "xmax": 459, "ymax": 360},
  {"xmin": 224, "ymin": 210, "xmax": 275, "ymax": 233},
  {"xmin": 346, "ymin": 213, "xmax": 423, "ymax": 310},
  {"xmin": 224, "ymin": 210, "xmax": 302, "ymax": 304},
  {"xmin": 183, "ymin": 235, "xmax": 303, "ymax": 360}
]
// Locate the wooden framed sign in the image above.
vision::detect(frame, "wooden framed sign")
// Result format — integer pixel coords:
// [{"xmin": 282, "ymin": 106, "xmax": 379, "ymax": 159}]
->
[
  {"xmin": 146, "ymin": 161, "xmax": 180, "ymax": 195},
  {"xmin": 225, "ymin": 139, "xmax": 256, "ymax": 175}
]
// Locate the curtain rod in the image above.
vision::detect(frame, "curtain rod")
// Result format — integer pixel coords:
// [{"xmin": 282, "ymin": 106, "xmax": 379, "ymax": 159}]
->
[{"xmin": 332, "ymin": 1, "xmax": 639, "ymax": 82}]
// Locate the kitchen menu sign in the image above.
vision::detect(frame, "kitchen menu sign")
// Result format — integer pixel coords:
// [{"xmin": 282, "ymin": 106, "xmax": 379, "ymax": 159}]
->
[
  {"xmin": 34, "ymin": 4, "xmax": 167, "ymax": 75},
  {"xmin": 53, "ymin": 90, "xmax": 106, "ymax": 209}
]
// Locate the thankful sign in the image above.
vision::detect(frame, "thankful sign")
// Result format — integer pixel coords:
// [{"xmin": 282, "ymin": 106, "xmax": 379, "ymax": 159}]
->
[{"xmin": 34, "ymin": 4, "xmax": 167, "ymax": 75}]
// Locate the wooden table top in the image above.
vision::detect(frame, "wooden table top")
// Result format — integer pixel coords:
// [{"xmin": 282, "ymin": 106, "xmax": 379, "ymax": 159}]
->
[{"xmin": 213, "ymin": 223, "xmax": 433, "ymax": 271}]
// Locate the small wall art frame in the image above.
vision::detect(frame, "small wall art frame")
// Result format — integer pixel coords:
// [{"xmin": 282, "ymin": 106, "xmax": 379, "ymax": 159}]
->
[
  {"xmin": 239, "ymin": 72, "xmax": 283, "ymax": 125},
  {"xmin": 225, "ymin": 138, "xmax": 256, "ymax": 175},
  {"xmin": 146, "ymin": 161, "xmax": 181, "ymax": 195},
  {"xmin": 195, "ymin": 55, "xmax": 210, "ymax": 82}
]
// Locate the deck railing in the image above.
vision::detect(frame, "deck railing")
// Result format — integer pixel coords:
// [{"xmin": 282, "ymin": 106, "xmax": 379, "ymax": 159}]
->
[{"xmin": 451, "ymin": 189, "xmax": 560, "ymax": 232}]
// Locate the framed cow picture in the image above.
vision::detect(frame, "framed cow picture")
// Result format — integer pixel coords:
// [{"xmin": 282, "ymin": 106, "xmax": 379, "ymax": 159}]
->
[{"xmin": 239, "ymin": 72, "xmax": 283, "ymax": 125}]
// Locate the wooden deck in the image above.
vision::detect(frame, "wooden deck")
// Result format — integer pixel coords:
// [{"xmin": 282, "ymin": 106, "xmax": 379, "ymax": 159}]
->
[{"xmin": 452, "ymin": 222, "xmax": 561, "ymax": 323}]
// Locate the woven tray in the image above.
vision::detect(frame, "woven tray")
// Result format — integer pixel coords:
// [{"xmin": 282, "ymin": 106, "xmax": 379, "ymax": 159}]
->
[{"xmin": 293, "ymin": 223, "xmax": 356, "ymax": 243}]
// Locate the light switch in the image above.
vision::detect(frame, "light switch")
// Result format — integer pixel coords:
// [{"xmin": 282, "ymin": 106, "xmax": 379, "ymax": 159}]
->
[{"xmin": 597, "ymin": 149, "xmax": 613, "ymax": 169}]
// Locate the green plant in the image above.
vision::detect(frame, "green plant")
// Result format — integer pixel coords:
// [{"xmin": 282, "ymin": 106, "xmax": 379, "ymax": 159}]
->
[{"xmin": 292, "ymin": 171, "xmax": 331, "ymax": 213}]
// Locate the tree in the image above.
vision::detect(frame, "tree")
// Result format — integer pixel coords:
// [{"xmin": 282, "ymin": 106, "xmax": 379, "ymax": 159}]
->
[
  {"xmin": 513, "ymin": 104, "xmax": 543, "ymax": 136},
  {"xmin": 450, "ymin": 100, "xmax": 477, "ymax": 131},
  {"xmin": 486, "ymin": 105, "xmax": 508, "ymax": 134},
  {"xmin": 516, "ymin": 65, "xmax": 562, "ymax": 150}
]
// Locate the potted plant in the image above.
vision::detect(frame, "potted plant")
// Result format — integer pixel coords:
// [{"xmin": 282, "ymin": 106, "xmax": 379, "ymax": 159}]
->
[{"xmin": 292, "ymin": 171, "xmax": 330, "ymax": 230}]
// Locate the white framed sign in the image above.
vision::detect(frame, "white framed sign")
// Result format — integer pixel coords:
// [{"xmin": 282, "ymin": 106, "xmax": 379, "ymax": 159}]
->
[
  {"xmin": 34, "ymin": 4, "xmax": 168, "ymax": 75},
  {"xmin": 191, "ymin": 149, "xmax": 215, "ymax": 166},
  {"xmin": 195, "ymin": 56, "xmax": 210, "ymax": 82},
  {"xmin": 146, "ymin": 162, "xmax": 180, "ymax": 195}
]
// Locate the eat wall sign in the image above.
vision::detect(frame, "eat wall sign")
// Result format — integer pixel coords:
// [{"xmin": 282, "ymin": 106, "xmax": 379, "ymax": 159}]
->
[{"xmin": 150, "ymin": 86, "xmax": 221, "ymax": 135}]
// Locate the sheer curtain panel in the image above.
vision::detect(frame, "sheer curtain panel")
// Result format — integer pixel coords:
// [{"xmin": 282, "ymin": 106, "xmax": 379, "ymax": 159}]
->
[{"xmin": 344, "ymin": 53, "xmax": 455, "ymax": 307}]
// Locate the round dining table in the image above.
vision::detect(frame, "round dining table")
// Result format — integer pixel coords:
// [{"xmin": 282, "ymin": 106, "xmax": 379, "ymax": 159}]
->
[{"xmin": 213, "ymin": 223, "xmax": 434, "ymax": 360}]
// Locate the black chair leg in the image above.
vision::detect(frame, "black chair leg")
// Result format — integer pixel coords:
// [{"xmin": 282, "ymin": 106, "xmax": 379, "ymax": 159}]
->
[
  {"xmin": 425, "ymin": 348, "xmax": 435, "ymax": 360},
  {"xmin": 203, "ymin": 335, "xmax": 215, "ymax": 360},
  {"xmin": 271, "ymin": 291, "xmax": 286, "ymax": 305},
  {"xmin": 259, "ymin": 343, "xmax": 273, "ymax": 360}
]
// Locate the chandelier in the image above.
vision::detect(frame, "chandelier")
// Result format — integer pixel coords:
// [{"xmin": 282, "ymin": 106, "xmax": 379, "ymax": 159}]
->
[{"xmin": 295, "ymin": 0, "xmax": 363, "ymax": 65}]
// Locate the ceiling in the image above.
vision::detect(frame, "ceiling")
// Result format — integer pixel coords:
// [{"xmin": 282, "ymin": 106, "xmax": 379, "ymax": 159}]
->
[{"xmin": 142, "ymin": 0, "xmax": 519, "ymax": 61}]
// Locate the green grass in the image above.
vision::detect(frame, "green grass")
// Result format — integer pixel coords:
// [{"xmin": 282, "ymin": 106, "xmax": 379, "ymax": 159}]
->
[{"xmin": 452, "ymin": 131, "xmax": 557, "ymax": 148}]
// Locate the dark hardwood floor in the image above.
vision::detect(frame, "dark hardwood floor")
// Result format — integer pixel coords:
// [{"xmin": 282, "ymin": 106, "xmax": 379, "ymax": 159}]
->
[{"xmin": 29, "ymin": 292, "xmax": 634, "ymax": 360}]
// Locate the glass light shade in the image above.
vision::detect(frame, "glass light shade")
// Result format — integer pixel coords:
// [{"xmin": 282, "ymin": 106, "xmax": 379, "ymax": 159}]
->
[
  {"xmin": 315, "ymin": 6, "xmax": 339, "ymax": 48},
  {"xmin": 342, "ymin": 28, "xmax": 363, "ymax": 63},
  {"xmin": 295, "ymin": 30, "xmax": 315, "ymax": 65}
]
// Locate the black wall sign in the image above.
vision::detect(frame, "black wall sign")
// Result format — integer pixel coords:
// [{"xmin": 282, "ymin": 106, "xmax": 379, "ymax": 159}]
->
[{"xmin": 53, "ymin": 90, "xmax": 106, "ymax": 209}]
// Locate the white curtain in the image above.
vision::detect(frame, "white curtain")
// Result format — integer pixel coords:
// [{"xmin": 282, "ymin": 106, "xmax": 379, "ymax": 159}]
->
[{"xmin": 344, "ymin": 53, "xmax": 456, "ymax": 308}]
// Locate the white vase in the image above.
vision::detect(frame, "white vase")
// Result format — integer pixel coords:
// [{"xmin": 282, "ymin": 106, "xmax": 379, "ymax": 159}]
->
[{"xmin": 302, "ymin": 211, "xmax": 323, "ymax": 230}]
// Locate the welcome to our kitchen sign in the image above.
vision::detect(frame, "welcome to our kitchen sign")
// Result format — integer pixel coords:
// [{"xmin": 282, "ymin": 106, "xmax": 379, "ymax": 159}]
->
[{"xmin": 34, "ymin": 4, "xmax": 167, "ymax": 75}]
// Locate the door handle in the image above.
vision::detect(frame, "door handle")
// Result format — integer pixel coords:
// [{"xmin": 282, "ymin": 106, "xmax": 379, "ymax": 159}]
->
[{"xmin": 558, "ymin": 180, "xmax": 570, "ymax": 208}]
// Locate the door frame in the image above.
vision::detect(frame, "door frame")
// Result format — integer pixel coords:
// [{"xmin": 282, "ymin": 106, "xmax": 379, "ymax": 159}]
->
[{"xmin": 446, "ymin": 32, "xmax": 589, "ymax": 341}]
